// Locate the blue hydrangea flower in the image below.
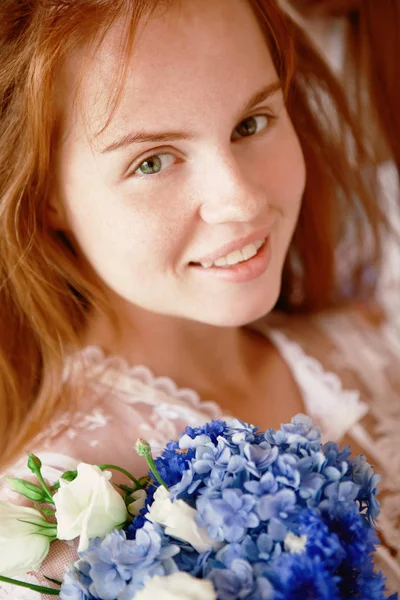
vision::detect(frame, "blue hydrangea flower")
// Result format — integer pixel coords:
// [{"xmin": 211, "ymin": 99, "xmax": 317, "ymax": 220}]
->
[
  {"xmin": 241, "ymin": 442, "xmax": 279, "ymax": 477},
  {"xmin": 208, "ymin": 557, "xmax": 274, "ymax": 600},
  {"xmin": 319, "ymin": 480, "xmax": 361, "ymax": 519},
  {"xmin": 61, "ymin": 524, "xmax": 180, "ymax": 600},
  {"xmin": 61, "ymin": 415, "xmax": 397, "ymax": 600},
  {"xmin": 224, "ymin": 419, "xmax": 261, "ymax": 445},
  {"xmin": 257, "ymin": 489, "xmax": 297, "ymax": 522},
  {"xmin": 244, "ymin": 471, "xmax": 278, "ymax": 497},
  {"xmin": 350, "ymin": 454, "xmax": 381, "ymax": 523},
  {"xmin": 197, "ymin": 488, "xmax": 260, "ymax": 542},
  {"xmin": 60, "ymin": 571, "xmax": 93, "ymax": 600},
  {"xmin": 272, "ymin": 453, "xmax": 301, "ymax": 488}
]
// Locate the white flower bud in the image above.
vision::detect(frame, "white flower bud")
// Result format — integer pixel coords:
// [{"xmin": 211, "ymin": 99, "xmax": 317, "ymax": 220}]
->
[{"xmin": 128, "ymin": 489, "xmax": 147, "ymax": 516}]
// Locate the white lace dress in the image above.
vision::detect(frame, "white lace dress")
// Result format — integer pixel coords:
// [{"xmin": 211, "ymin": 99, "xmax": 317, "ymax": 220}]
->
[{"xmin": 1, "ymin": 303, "xmax": 400, "ymax": 598}]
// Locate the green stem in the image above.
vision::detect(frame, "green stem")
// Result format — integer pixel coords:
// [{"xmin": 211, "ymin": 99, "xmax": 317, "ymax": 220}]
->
[
  {"xmin": 33, "ymin": 470, "xmax": 55, "ymax": 505},
  {"xmin": 0, "ymin": 575, "xmax": 60, "ymax": 595},
  {"xmin": 146, "ymin": 455, "xmax": 168, "ymax": 490},
  {"xmin": 97, "ymin": 464, "xmax": 143, "ymax": 489}
]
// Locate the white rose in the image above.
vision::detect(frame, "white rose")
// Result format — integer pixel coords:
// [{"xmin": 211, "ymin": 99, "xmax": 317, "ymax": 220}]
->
[
  {"xmin": 146, "ymin": 486, "xmax": 221, "ymax": 553},
  {"xmin": 134, "ymin": 572, "xmax": 216, "ymax": 600},
  {"xmin": 53, "ymin": 463, "xmax": 128, "ymax": 552},
  {"xmin": 0, "ymin": 502, "xmax": 56, "ymax": 577}
]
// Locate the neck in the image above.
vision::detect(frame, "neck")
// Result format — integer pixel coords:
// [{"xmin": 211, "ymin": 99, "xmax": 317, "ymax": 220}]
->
[{"xmin": 81, "ymin": 302, "xmax": 270, "ymax": 396}]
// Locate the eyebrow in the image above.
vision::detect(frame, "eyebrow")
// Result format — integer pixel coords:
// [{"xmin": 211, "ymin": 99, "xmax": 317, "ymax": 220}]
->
[{"xmin": 100, "ymin": 80, "xmax": 282, "ymax": 154}]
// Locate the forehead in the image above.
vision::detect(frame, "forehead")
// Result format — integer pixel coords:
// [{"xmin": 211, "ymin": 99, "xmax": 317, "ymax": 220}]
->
[{"xmin": 57, "ymin": 0, "xmax": 277, "ymax": 147}]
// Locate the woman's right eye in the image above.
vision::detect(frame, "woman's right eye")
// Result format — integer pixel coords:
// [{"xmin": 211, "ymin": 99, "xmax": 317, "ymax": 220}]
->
[{"xmin": 133, "ymin": 153, "xmax": 176, "ymax": 177}]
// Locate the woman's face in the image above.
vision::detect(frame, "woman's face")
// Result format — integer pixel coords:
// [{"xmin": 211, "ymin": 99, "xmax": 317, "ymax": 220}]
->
[{"xmin": 53, "ymin": 0, "xmax": 306, "ymax": 328}]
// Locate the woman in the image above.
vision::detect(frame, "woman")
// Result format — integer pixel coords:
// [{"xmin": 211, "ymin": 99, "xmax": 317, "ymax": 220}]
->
[{"xmin": 0, "ymin": 0, "xmax": 398, "ymax": 595}]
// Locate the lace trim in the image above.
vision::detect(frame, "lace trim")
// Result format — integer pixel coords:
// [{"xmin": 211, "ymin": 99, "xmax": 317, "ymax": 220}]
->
[
  {"xmin": 265, "ymin": 328, "xmax": 369, "ymax": 441},
  {"xmin": 62, "ymin": 328, "xmax": 370, "ymax": 444},
  {"xmin": 62, "ymin": 345, "xmax": 222, "ymax": 419}
]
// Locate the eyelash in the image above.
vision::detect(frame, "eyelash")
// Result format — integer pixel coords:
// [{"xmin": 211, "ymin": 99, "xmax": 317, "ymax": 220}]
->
[{"xmin": 129, "ymin": 112, "xmax": 276, "ymax": 179}]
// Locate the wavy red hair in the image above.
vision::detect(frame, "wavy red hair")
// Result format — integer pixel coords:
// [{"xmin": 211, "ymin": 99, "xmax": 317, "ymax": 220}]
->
[{"xmin": 0, "ymin": 0, "xmax": 386, "ymax": 468}]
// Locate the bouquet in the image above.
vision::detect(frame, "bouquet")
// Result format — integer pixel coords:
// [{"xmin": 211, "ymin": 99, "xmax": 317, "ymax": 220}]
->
[{"xmin": 0, "ymin": 414, "xmax": 397, "ymax": 599}]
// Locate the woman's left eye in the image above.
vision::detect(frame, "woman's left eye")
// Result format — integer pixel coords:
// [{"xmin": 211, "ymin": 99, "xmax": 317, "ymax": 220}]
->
[
  {"xmin": 231, "ymin": 114, "xmax": 270, "ymax": 141},
  {"xmin": 133, "ymin": 153, "xmax": 176, "ymax": 177}
]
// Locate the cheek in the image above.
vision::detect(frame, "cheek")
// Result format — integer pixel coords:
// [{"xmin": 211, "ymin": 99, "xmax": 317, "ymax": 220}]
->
[{"xmin": 256, "ymin": 120, "xmax": 306, "ymax": 215}]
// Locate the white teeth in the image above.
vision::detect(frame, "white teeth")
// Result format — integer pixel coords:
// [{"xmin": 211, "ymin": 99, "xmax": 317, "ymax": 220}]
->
[
  {"xmin": 200, "ymin": 260, "xmax": 214, "ymax": 269},
  {"xmin": 200, "ymin": 238, "xmax": 265, "ymax": 269}
]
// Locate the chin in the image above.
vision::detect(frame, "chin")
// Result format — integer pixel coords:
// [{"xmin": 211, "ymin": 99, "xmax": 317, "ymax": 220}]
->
[{"xmin": 195, "ymin": 285, "xmax": 281, "ymax": 328}]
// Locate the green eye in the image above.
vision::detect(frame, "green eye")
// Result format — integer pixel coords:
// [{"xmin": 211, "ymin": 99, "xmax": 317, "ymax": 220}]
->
[
  {"xmin": 137, "ymin": 156, "xmax": 162, "ymax": 175},
  {"xmin": 134, "ymin": 153, "xmax": 175, "ymax": 176},
  {"xmin": 233, "ymin": 115, "xmax": 269, "ymax": 140}
]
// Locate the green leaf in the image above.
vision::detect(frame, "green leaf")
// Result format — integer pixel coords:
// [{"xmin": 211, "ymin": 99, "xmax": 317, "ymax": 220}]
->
[
  {"xmin": 39, "ymin": 507, "xmax": 56, "ymax": 515},
  {"xmin": 43, "ymin": 576, "xmax": 62, "ymax": 586},
  {"xmin": 60, "ymin": 470, "xmax": 78, "ymax": 482},
  {"xmin": 6, "ymin": 478, "xmax": 49, "ymax": 503},
  {"xmin": 17, "ymin": 518, "xmax": 57, "ymax": 538},
  {"xmin": 117, "ymin": 483, "xmax": 135, "ymax": 495}
]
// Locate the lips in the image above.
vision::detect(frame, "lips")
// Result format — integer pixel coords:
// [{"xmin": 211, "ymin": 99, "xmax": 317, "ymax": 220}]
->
[
  {"xmin": 190, "ymin": 238, "xmax": 266, "ymax": 268},
  {"xmin": 189, "ymin": 224, "xmax": 272, "ymax": 267}
]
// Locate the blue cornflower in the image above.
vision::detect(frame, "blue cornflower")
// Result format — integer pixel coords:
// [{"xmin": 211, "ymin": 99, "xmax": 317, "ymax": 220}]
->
[
  {"xmin": 290, "ymin": 509, "xmax": 345, "ymax": 570},
  {"xmin": 265, "ymin": 552, "xmax": 341, "ymax": 600},
  {"xmin": 180, "ymin": 420, "xmax": 228, "ymax": 444},
  {"xmin": 153, "ymin": 443, "xmax": 196, "ymax": 488},
  {"xmin": 197, "ymin": 488, "xmax": 260, "ymax": 542},
  {"xmin": 168, "ymin": 462, "xmax": 203, "ymax": 502},
  {"xmin": 327, "ymin": 504, "xmax": 379, "ymax": 573}
]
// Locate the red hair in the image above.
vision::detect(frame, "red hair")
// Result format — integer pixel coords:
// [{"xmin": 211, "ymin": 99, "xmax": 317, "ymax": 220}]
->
[{"xmin": 0, "ymin": 0, "xmax": 386, "ymax": 468}]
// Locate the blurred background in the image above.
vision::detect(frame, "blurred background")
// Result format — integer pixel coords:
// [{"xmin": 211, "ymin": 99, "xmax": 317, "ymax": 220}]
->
[{"xmin": 282, "ymin": 0, "xmax": 400, "ymax": 302}]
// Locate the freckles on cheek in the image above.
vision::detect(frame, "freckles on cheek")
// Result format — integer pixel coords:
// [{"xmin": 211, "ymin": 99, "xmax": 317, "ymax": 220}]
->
[{"xmin": 273, "ymin": 138, "xmax": 306, "ymax": 211}]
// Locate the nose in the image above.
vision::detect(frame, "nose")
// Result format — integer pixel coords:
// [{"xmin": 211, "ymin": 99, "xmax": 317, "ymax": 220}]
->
[{"xmin": 197, "ymin": 149, "xmax": 268, "ymax": 224}]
